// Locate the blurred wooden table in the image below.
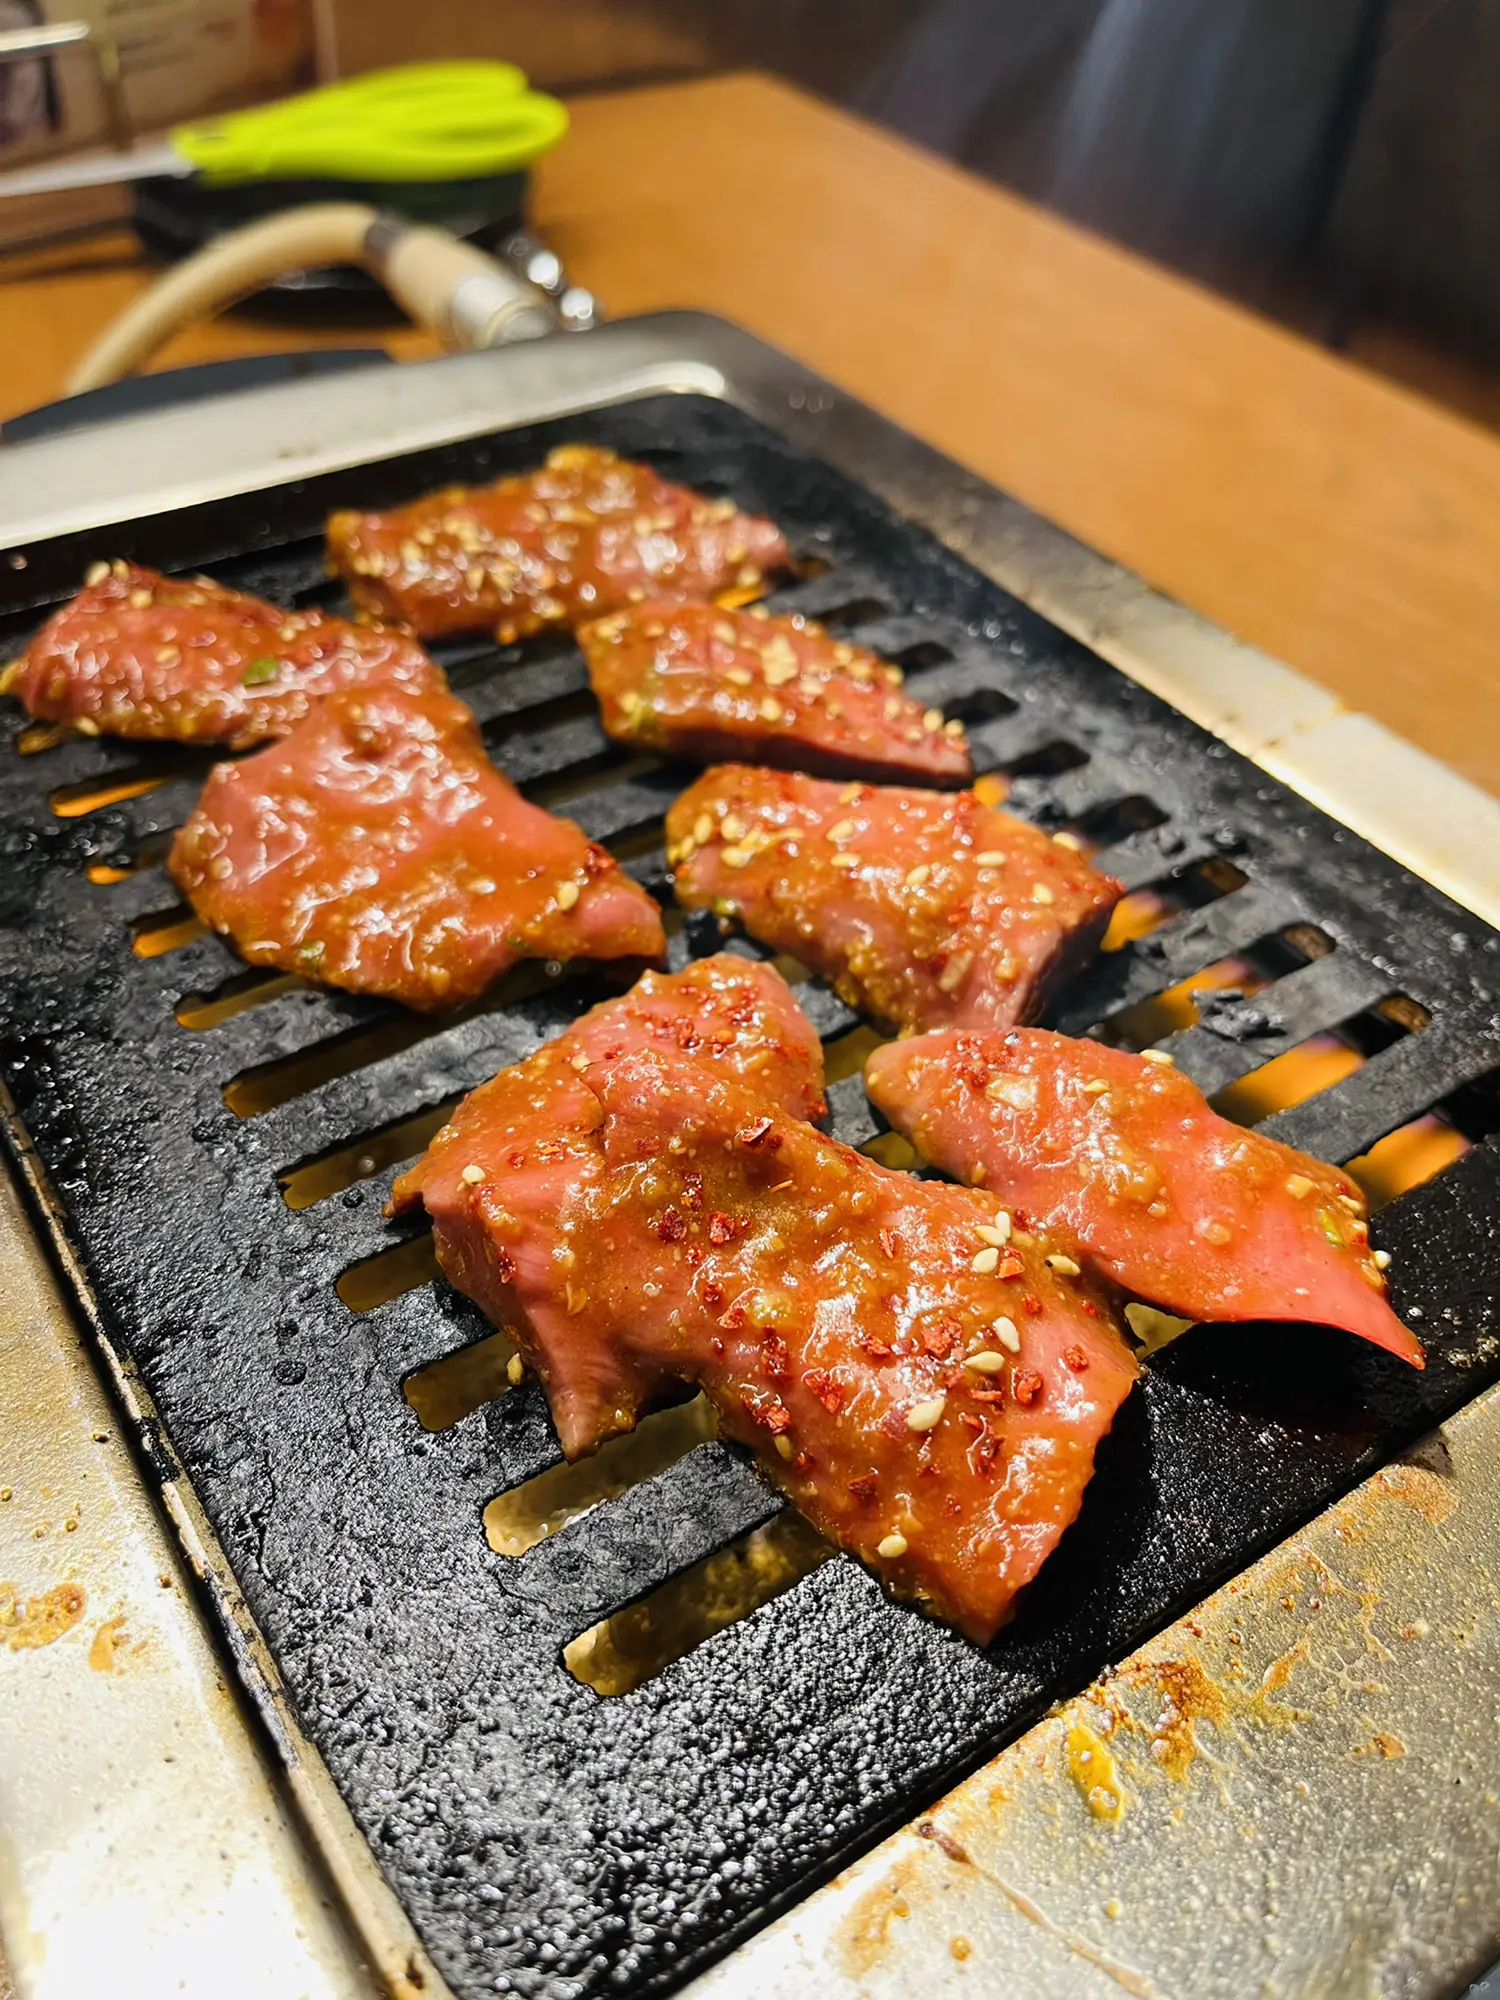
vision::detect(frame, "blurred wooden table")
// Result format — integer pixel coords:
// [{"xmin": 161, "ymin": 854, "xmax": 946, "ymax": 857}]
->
[{"xmin": 4, "ymin": 71, "xmax": 1500, "ymax": 796}]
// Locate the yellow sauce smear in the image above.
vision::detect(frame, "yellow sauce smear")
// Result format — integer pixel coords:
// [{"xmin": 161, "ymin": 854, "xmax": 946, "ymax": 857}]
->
[
  {"xmin": 1064, "ymin": 1718, "xmax": 1126, "ymax": 1822},
  {"xmin": 0, "ymin": 1579, "xmax": 85, "ymax": 1650},
  {"xmin": 89, "ymin": 1614, "xmax": 129, "ymax": 1672}
]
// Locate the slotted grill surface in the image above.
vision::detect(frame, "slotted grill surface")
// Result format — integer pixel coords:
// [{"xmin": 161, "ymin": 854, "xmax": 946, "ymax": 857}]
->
[{"xmin": 2, "ymin": 395, "xmax": 1499, "ymax": 2000}]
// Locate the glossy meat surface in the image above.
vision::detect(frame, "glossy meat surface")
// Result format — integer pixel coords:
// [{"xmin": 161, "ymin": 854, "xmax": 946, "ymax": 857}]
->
[
  {"xmin": 866, "ymin": 1028, "xmax": 1423, "ymax": 1368},
  {"xmin": 169, "ymin": 684, "xmax": 664, "ymax": 1011},
  {"xmin": 571, "ymin": 1050, "xmax": 1137, "ymax": 1641},
  {"xmin": 391, "ymin": 956, "xmax": 827, "ymax": 1455},
  {"xmin": 580, "ymin": 601, "xmax": 972, "ymax": 783},
  {"xmin": 2, "ymin": 560, "xmax": 441, "ymax": 749},
  {"xmin": 326, "ymin": 445, "xmax": 792, "ymax": 641},
  {"xmin": 668, "ymin": 766, "xmax": 1122, "ymax": 1034}
]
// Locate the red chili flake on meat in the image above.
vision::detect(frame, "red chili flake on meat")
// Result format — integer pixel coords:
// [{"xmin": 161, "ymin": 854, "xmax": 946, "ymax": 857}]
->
[
  {"xmin": 968, "ymin": 1386, "xmax": 1006, "ymax": 1404},
  {"xmin": 686, "ymin": 1245, "xmax": 704, "ymax": 1269},
  {"xmin": 737, "ymin": 1116, "xmax": 778, "ymax": 1149},
  {"xmin": 707, "ymin": 1210, "xmax": 735, "ymax": 1245},
  {"xmin": 1081, "ymin": 1299, "xmax": 1100, "ymax": 1318},
  {"xmin": 681, "ymin": 1173, "xmax": 704, "ymax": 1211},
  {"xmin": 718, "ymin": 1302, "xmax": 747, "ymax": 1330},
  {"xmin": 1021, "ymin": 1293, "xmax": 1044, "ymax": 1317},
  {"xmin": 745, "ymin": 1392, "xmax": 791, "ymax": 1434},
  {"xmin": 959, "ymin": 1411, "xmax": 985, "ymax": 1434},
  {"xmin": 535, "ymin": 1139, "xmax": 566, "ymax": 1162},
  {"xmin": 923, "ymin": 1314, "xmax": 962, "ymax": 1359},
  {"xmin": 656, "ymin": 1206, "xmax": 687, "ymax": 1243},
  {"xmin": 997, "ymin": 1251, "xmax": 1025, "ymax": 1280},
  {"xmin": 1064, "ymin": 1345, "xmax": 1090, "ymax": 1371},
  {"xmin": 849, "ymin": 1473, "xmax": 879, "ymax": 1504},
  {"xmin": 702, "ymin": 1278, "xmax": 724, "ymax": 1309},
  {"xmin": 711, "ymin": 1336, "xmax": 724, "ymax": 1355},
  {"xmin": 803, "ymin": 1366, "xmax": 845, "ymax": 1414},
  {"xmin": 880, "ymin": 1404, "xmax": 911, "ymax": 1439},
  {"xmin": 762, "ymin": 1333, "xmax": 791, "ymax": 1381},
  {"xmin": 492, "ymin": 1246, "xmax": 516, "ymax": 1283},
  {"xmin": 972, "ymin": 1432, "xmax": 1002, "ymax": 1474},
  {"xmin": 879, "ymin": 1227, "xmax": 899, "ymax": 1261},
  {"xmin": 506, "ymin": 1149, "xmax": 528, "ymax": 1170},
  {"xmin": 1012, "ymin": 1368, "xmax": 1045, "ymax": 1405}
]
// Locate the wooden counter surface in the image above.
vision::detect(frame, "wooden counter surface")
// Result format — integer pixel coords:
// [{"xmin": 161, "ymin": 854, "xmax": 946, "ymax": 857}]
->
[{"xmin": 3, "ymin": 72, "xmax": 1498, "ymax": 796}]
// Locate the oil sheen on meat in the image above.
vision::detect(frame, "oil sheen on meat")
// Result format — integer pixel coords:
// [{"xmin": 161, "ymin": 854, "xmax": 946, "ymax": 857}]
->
[
  {"xmin": 169, "ymin": 682, "xmax": 665, "ymax": 1010},
  {"xmin": 866, "ymin": 1027, "xmax": 1423, "ymax": 1367},
  {"xmin": 391, "ymin": 955, "xmax": 828, "ymax": 1454},
  {"xmin": 581, "ymin": 600, "xmax": 972, "ymax": 783},
  {"xmin": 668, "ymin": 765, "xmax": 1122, "ymax": 1034},
  {"xmin": 327, "ymin": 445, "xmax": 792, "ymax": 641},
  {"xmin": 2, "ymin": 559, "xmax": 441, "ymax": 748}
]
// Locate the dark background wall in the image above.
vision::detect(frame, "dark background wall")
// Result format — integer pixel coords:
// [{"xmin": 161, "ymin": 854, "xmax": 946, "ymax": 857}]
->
[{"xmin": 337, "ymin": 0, "xmax": 1500, "ymax": 406}]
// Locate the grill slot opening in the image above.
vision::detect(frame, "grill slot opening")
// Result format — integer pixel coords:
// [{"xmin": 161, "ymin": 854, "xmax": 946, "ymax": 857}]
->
[
  {"xmin": 1102, "ymin": 855, "xmax": 1250, "ymax": 952},
  {"xmin": 889, "ymin": 639, "xmax": 952, "ymax": 672},
  {"xmin": 1076, "ymin": 794, "xmax": 1170, "ymax": 850},
  {"xmin": 131, "ymin": 902, "xmax": 207, "ymax": 958},
  {"xmin": 562, "ymin": 1509, "xmax": 834, "ymax": 1697},
  {"xmin": 604, "ymin": 818, "xmax": 671, "ymax": 863},
  {"xmin": 823, "ymin": 1022, "xmax": 888, "ymax": 1086},
  {"xmin": 1103, "ymin": 925, "xmax": 1318, "ymax": 1048},
  {"xmin": 279, "ymin": 1099, "xmax": 457, "ymax": 1209},
  {"xmin": 336, "ymin": 1229, "xmax": 440, "ymax": 1313},
  {"xmin": 483, "ymin": 683, "xmax": 598, "ymax": 742},
  {"xmin": 522, "ymin": 749, "xmax": 662, "ymax": 813},
  {"xmin": 862, "ymin": 1128, "xmax": 922, "ymax": 1172},
  {"xmin": 220, "ymin": 958, "xmax": 577, "ymax": 1115},
  {"xmin": 1006, "ymin": 738, "xmax": 1090, "ymax": 780},
  {"xmin": 403, "ymin": 1328, "xmax": 518, "ymax": 1431},
  {"xmin": 942, "ymin": 685, "xmax": 1017, "ymax": 727},
  {"xmin": 1105, "ymin": 954, "xmax": 1267, "ymax": 1049},
  {"xmin": 1349, "ymin": 1060, "xmax": 1500, "ymax": 1207},
  {"xmin": 1351, "ymin": 1114, "xmax": 1472, "ymax": 1208},
  {"xmin": 177, "ymin": 967, "xmax": 304, "ymax": 1031},
  {"xmin": 486, "ymin": 1395, "xmax": 718, "ymax": 1556},
  {"xmin": 50, "ymin": 767, "xmax": 170, "ymax": 817},
  {"xmin": 805, "ymin": 595, "xmax": 892, "ymax": 631},
  {"xmin": 16, "ymin": 720, "xmax": 74, "ymax": 755},
  {"xmin": 89, "ymin": 828, "xmax": 173, "ymax": 883},
  {"xmin": 1211, "ymin": 995, "xmax": 1425, "ymax": 1128}
]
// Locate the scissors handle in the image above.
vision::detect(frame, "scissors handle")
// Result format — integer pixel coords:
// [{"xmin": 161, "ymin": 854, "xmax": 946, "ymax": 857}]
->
[{"xmin": 174, "ymin": 61, "xmax": 569, "ymax": 185}]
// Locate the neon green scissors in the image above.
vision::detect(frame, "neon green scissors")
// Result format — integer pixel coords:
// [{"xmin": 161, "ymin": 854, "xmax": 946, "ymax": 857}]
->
[{"xmin": 0, "ymin": 61, "xmax": 570, "ymax": 199}]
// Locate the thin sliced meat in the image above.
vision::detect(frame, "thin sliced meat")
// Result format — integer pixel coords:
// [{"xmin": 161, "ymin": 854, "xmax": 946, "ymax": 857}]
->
[
  {"xmin": 169, "ymin": 683, "xmax": 664, "ymax": 1011},
  {"xmin": 668, "ymin": 765, "xmax": 1122, "ymax": 1034},
  {"xmin": 568, "ymin": 1050, "xmax": 1137, "ymax": 1642},
  {"xmin": 865, "ymin": 1028, "xmax": 1423, "ymax": 1368},
  {"xmin": 326, "ymin": 445, "xmax": 792, "ymax": 641},
  {"xmin": 391, "ymin": 955, "xmax": 827, "ymax": 1454},
  {"xmin": 2, "ymin": 559, "xmax": 441, "ymax": 749},
  {"xmin": 579, "ymin": 600, "xmax": 972, "ymax": 783},
  {"xmin": 403, "ymin": 1025, "xmax": 1136, "ymax": 1641}
]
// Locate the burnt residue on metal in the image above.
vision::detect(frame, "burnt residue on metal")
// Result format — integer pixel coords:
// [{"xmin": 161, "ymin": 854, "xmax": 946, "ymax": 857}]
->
[{"xmin": 0, "ymin": 396, "xmax": 1497, "ymax": 2000}]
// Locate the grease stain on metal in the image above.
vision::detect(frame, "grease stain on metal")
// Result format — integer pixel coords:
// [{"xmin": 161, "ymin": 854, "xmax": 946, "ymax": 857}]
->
[{"xmin": 0, "ymin": 1579, "xmax": 84, "ymax": 1650}]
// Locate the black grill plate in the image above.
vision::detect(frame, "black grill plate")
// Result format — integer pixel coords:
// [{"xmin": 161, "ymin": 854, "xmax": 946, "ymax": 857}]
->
[{"xmin": 1, "ymin": 395, "xmax": 1499, "ymax": 1999}]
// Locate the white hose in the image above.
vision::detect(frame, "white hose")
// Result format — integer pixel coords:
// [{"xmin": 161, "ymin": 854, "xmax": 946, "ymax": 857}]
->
[{"xmin": 66, "ymin": 202, "xmax": 555, "ymax": 396}]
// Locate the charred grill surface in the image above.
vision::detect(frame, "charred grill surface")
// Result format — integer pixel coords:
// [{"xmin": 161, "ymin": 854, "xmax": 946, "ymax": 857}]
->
[{"xmin": 0, "ymin": 396, "xmax": 1498, "ymax": 2000}]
